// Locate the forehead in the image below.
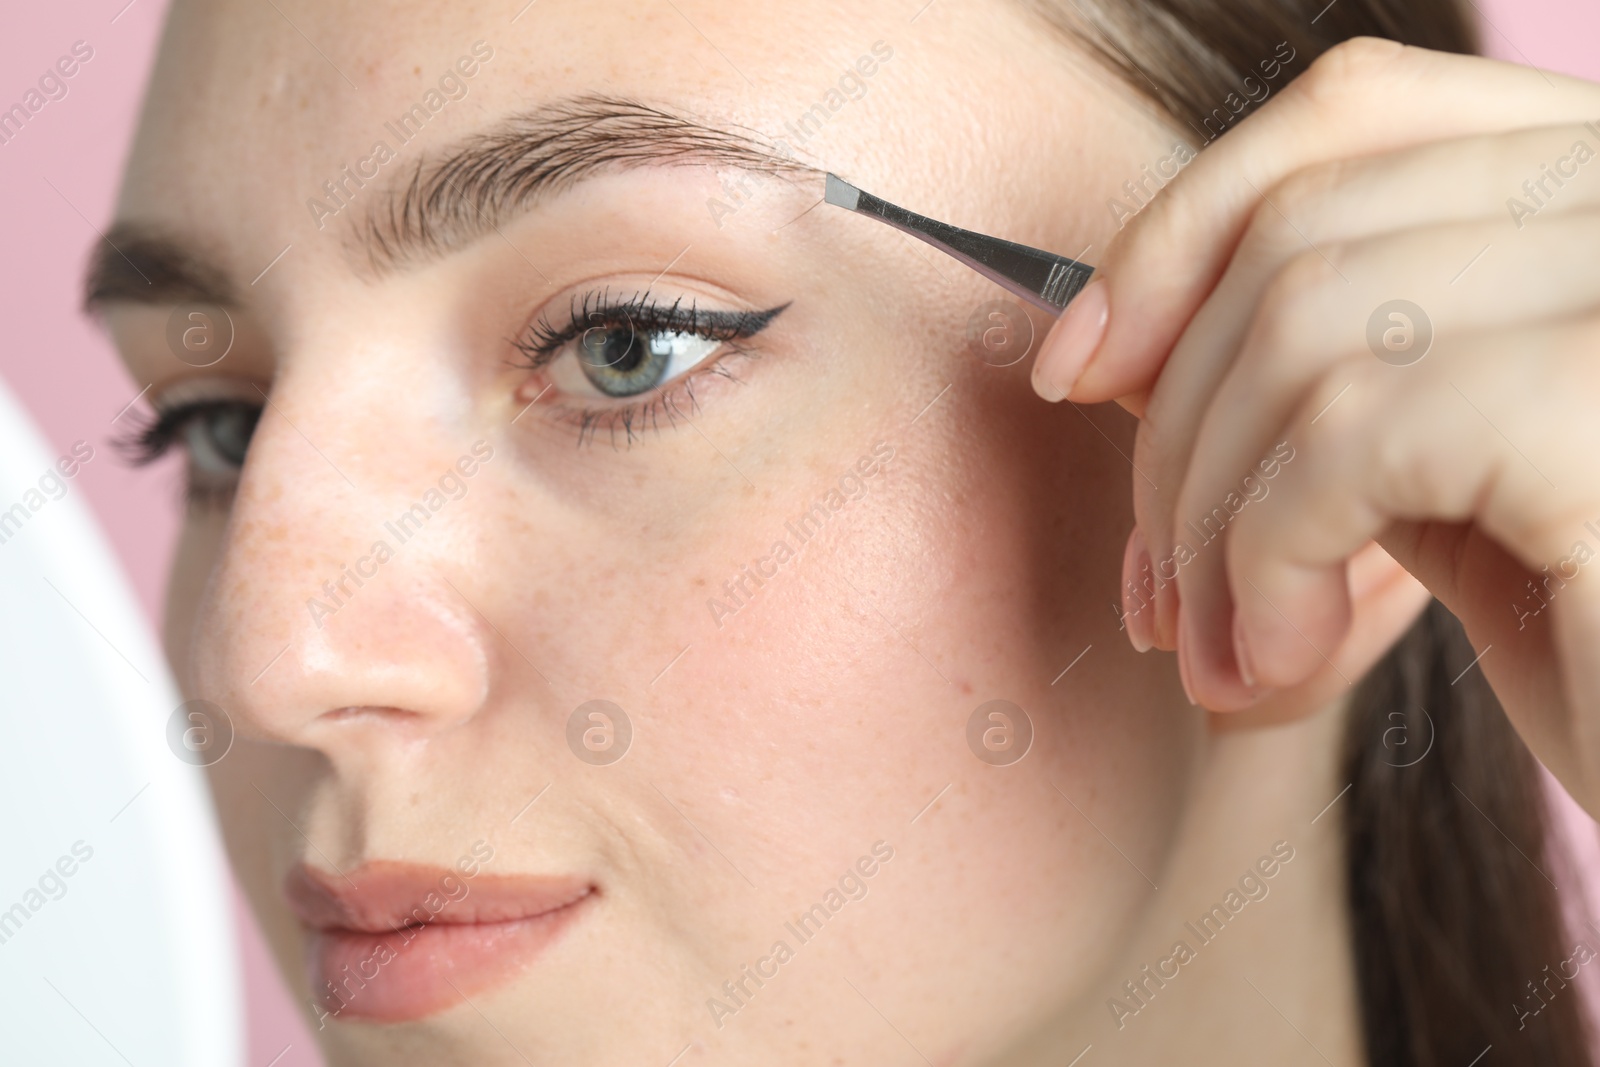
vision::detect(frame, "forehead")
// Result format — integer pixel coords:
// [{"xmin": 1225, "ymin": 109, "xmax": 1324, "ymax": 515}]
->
[{"xmin": 117, "ymin": 0, "xmax": 1115, "ymax": 264}]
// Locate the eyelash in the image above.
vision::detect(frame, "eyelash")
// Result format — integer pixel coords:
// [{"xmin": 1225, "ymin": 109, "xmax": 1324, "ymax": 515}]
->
[
  {"xmin": 511, "ymin": 289, "xmax": 787, "ymax": 447},
  {"xmin": 121, "ymin": 403, "xmax": 212, "ymax": 465},
  {"xmin": 118, "ymin": 399, "xmax": 261, "ymax": 509},
  {"xmin": 117, "ymin": 291, "xmax": 786, "ymax": 490}
]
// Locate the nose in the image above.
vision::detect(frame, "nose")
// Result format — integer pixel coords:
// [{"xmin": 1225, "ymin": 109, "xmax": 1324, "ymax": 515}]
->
[{"xmin": 183, "ymin": 351, "xmax": 497, "ymax": 754}]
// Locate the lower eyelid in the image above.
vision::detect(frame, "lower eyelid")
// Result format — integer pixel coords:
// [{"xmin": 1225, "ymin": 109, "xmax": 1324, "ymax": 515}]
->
[
  {"xmin": 528, "ymin": 343, "xmax": 763, "ymax": 446},
  {"xmin": 547, "ymin": 332, "xmax": 723, "ymax": 400}
]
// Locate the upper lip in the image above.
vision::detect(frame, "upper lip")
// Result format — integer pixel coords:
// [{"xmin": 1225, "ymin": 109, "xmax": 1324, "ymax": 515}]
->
[{"xmin": 285, "ymin": 861, "xmax": 594, "ymax": 933}]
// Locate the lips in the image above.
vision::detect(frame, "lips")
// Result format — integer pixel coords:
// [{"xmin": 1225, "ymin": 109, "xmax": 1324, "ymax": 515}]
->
[{"xmin": 285, "ymin": 860, "xmax": 594, "ymax": 1023}]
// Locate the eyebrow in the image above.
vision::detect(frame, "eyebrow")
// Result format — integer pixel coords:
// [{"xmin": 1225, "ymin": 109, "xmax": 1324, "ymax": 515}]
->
[
  {"xmin": 82, "ymin": 226, "xmax": 233, "ymax": 310},
  {"xmin": 363, "ymin": 95, "xmax": 819, "ymax": 272},
  {"xmin": 84, "ymin": 95, "xmax": 819, "ymax": 309}
]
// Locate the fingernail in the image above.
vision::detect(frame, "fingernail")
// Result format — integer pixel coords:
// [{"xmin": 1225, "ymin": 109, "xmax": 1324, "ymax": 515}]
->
[
  {"xmin": 1175, "ymin": 613, "xmax": 1198, "ymax": 706},
  {"xmin": 1031, "ymin": 277, "xmax": 1108, "ymax": 403},
  {"xmin": 1232, "ymin": 613, "xmax": 1257, "ymax": 689},
  {"xmin": 1121, "ymin": 526, "xmax": 1155, "ymax": 653}
]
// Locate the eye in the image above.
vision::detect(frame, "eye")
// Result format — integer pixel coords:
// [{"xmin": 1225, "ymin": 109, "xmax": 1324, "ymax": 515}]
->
[
  {"xmin": 121, "ymin": 399, "xmax": 262, "ymax": 481},
  {"xmin": 181, "ymin": 402, "xmax": 260, "ymax": 473},
  {"xmin": 118, "ymin": 397, "xmax": 261, "ymax": 507},
  {"xmin": 515, "ymin": 291, "xmax": 788, "ymax": 403},
  {"xmin": 572, "ymin": 317, "xmax": 722, "ymax": 398}
]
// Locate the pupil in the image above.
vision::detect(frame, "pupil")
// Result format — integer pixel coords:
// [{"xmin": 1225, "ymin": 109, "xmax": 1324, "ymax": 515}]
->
[
  {"xmin": 216, "ymin": 407, "xmax": 259, "ymax": 465},
  {"xmin": 582, "ymin": 327, "xmax": 643, "ymax": 372}
]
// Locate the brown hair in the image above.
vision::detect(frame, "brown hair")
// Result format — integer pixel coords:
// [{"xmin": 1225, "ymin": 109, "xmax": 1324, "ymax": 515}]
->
[
  {"xmin": 1346, "ymin": 603, "xmax": 1588, "ymax": 1063},
  {"xmin": 1018, "ymin": 1, "xmax": 1593, "ymax": 1062}
]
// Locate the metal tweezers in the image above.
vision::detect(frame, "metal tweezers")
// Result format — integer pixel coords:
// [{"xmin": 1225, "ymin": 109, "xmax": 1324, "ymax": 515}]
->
[{"xmin": 823, "ymin": 173, "xmax": 1095, "ymax": 316}]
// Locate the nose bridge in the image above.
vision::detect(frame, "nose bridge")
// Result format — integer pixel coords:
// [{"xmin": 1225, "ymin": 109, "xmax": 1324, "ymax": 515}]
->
[{"xmin": 187, "ymin": 329, "xmax": 498, "ymax": 748}]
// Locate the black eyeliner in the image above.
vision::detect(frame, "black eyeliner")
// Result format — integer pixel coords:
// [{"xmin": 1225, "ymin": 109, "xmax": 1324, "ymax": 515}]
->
[{"xmin": 514, "ymin": 291, "xmax": 789, "ymax": 366}]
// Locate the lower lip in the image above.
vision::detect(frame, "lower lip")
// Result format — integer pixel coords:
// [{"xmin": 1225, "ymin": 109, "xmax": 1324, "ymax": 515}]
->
[{"xmin": 308, "ymin": 894, "xmax": 590, "ymax": 1022}]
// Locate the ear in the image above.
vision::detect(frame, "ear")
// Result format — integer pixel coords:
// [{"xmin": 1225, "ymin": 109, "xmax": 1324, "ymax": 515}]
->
[{"xmin": 1211, "ymin": 540, "xmax": 1430, "ymax": 731}]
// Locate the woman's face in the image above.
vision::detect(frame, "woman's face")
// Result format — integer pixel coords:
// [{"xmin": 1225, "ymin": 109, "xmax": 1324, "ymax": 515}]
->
[{"xmin": 108, "ymin": 0, "xmax": 1194, "ymax": 1062}]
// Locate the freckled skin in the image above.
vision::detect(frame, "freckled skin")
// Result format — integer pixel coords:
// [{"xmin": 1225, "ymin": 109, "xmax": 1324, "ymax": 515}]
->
[{"xmin": 111, "ymin": 1, "xmax": 1361, "ymax": 1064}]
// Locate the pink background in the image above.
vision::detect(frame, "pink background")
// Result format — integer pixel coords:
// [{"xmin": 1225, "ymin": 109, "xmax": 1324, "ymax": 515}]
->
[{"xmin": 3, "ymin": 2, "xmax": 1596, "ymax": 1063}]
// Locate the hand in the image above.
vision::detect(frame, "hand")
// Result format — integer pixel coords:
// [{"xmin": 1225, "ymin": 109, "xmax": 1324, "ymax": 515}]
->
[{"xmin": 1031, "ymin": 38, "xmax": 1600, "ymax": 815}]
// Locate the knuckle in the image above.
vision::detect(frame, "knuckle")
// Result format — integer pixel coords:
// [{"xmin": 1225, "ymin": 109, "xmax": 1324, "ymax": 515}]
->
[
  {"xmin": 1302, "ymin": 364, "xmax": 1362, "ymax": 438},
  {"xmin": 1267, "ymin": 162, "xmax": 1348, "ymax": 228},
  {"xmin": 1365, "ymin": 426, "xmax": 1430, "ymax": 513},
  {"xmin": 1249, "ymin": 249, "xmax": 1344, "ymax": 352},
  {"xmin": 1274, "ymin": 243, "xmax": 1344, "ymax": 302},
  {"xmin": 1290, "ymin": 36, "xmax": 1413, "ymax": 110},
  {"xmin": 1349, "ymin": 381, "xmax": 1457, "ymax": 517},
  {"xmin": 1298, "ymin": 363, "xmax": 1396, "ymax": 489},
  {"xmin": 1237, "ymin": 162, "xmax": 1350, "ymax": 265}
]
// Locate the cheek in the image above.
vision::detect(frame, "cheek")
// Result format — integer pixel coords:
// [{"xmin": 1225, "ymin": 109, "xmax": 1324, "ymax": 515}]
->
[
  {"xmin": 205, "ymin": 739, "xmax": 329, "ymax": 998},
  {"xmin": 595, "ymin": 378, "xmax": 1194, "ymax": 998},
  {"xmin": 164, "ymin": 510, "xmax": 231, "ymax": 685}
]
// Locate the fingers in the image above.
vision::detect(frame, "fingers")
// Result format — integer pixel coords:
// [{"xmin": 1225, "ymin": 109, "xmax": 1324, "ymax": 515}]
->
[
  {"xmin": 1166, "ymin": 209, "xmax": 1600, "ymax": 702},
  {"xmin": 1217, "ymin": 315, "xmax": 1600, "ymax": 708},
  {"xmin": 1117, "ymin": 124, "xmax": 1600, "ymax": 654},
  {"xmin": 1215, "ymin": 539, "xmax": 1432, "ymax": 723},
  {"xmin": 1033, "ymin": 39, "xmax": 1600, "ymax": 407}
]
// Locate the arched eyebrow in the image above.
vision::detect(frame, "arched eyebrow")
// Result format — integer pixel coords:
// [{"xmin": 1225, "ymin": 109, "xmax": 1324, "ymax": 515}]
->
[
  {"xmin": 84, "ymin": 95, "xmax": 820, "ymax": 309},
  {"xmin": 358, "ymin": 94, "xmax": 821, "ymax": 273}
]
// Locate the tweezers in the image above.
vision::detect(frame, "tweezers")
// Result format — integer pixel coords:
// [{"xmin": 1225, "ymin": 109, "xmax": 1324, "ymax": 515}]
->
[{"xmin": 823, "ymin": 173, "xmax": 1095, "ymax": 316}]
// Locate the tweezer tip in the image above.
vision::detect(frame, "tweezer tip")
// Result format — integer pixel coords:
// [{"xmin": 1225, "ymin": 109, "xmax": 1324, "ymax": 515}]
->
[{"xmin": 824, "ymin": 173, "xmax": 861, "ymax": 211}]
